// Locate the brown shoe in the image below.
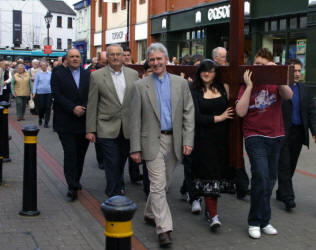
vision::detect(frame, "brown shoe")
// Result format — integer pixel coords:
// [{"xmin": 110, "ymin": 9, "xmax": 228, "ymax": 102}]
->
[
  {"xmin": 158, "ymin": 232, "xmax": 172, "ymax": 248},
  {"xmin": 144, "ymin": 216, "xmax": 156, "ymax": 227}
]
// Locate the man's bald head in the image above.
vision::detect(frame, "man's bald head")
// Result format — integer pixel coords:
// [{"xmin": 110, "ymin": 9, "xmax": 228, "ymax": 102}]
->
[
  {"xmin": 98, "ymin": 51, "xmax": 107, "ymax": 67},
  {"xmin": 212, "ymin": 47, "xmax": 228, "ymax": 66}
]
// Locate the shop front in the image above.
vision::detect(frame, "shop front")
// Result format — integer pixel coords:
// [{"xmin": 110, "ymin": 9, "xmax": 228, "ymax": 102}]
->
[
  {"xmin": 150, "ymin": 0, "xmax": 316, "ymax": 94},
  {"xmin": 135, "ymin": 23, "xmax": 148, "ymax": 63},
  {"xmin": 106, "ymin": 27, "xmax": 128, "ymax": 49},
  {"xmin": 150, "ymin": 1, "xmax": 251, "ymax": 60}
]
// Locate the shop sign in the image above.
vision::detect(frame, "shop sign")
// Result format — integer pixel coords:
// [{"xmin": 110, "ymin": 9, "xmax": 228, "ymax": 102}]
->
[
  {"xmin": 162, "ymin": 18, "xmax": 167, "ymax": 29},
  {"xmin": 135, "ymin": 23, "xmax": 148, "ymax": 41},
  {"xmin": 94, "ymin": 33, "xmax": 102, "ymax": 46},
  {"xmin": 296, "ymin": 39, "xmax": 307, "ymax": 55},
  {"xmin": 208, "ymin": 5, "xmax": 230, "ymax": 21},
  {"xmin": 13, "ymin": 10, "xmax": 22, "ymax": 45},
  {"xmin": 106, "ymin": 27, "xmax": 128, "ymax": 44},
  {"xmin": 195, "ymin": 11, "xmax": 202, "ymax": 24},
  {"xmin": 207, "ymin": 1, "xmax": 250, "ymax": 22}
]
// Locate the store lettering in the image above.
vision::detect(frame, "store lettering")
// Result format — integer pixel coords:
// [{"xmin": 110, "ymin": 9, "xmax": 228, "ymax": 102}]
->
[
  {"xmin": 208, "ymin": 5, "xmax": 230, "ymax": 21},
  {"xmin": 112, "ymin": 31, "xmax": 124, "ymax": 40}
]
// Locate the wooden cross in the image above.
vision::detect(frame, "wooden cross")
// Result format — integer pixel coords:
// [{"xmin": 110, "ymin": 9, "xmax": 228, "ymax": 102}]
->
[{"xmin": 128, "ymin": 0, "xmax": 294, "ymax": 169}]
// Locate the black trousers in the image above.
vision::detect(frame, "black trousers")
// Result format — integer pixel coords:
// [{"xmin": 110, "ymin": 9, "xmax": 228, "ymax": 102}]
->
[
  {"xmin": 97, "ymin": 131, "xmax": 130, "ymax": 197},
  {"xmin": 36, "ymin": 93, "xmax": 52, "ymax": 124},
  {"xmin": 0, "ymin": 88, "xmax": 11, "ymax": 103},
  {"xmin": 277, "ymin": 125, "xmax": 305, "ymax": 202},
  {"xmin": 58, "ymin": 132, "xmax": 90, "ymax": 190},
  {"xmin": 180, "ymin": 154, "xmax": 193, "ymax": 199}
]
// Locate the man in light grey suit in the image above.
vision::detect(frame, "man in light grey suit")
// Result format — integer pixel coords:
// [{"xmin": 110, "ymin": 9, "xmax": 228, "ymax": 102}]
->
[
  {"xmin": 86, "ymin": 44, "xmax": 139, "ymax": 197},
  {"xmin": 130, "ymin": 43, "xmax": 195, "ymax": 247}
]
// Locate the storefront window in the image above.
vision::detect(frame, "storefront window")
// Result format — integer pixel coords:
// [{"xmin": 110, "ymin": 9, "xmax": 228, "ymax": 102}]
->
[
  {"xmin": 264, "ymin": 21, "xmax": 269, "ymax": 32},
  {"xmin": 178, "ymin": 29, "xmax": 205, "ymax": 59},
  {"xmin": 137, "ymin": 40, "xmax": 147, "ymax": 63},
  {"xmin": 280, "ymin": 19, "xmax": 287, "ymax": 31},
  {"xmin": 271, "ymin": 20, "xmax": 278, "ymax": 31},
  {"xmin": 300, "ymin": 16, "xmax": 307, "ymax": 28},
  {"xmin": 290, "ymin": 17, "xmax": 298, "ymax": 29},
  {"xmin": 186, "ymin": 32, "xmax": 190, "ymax": 40}
]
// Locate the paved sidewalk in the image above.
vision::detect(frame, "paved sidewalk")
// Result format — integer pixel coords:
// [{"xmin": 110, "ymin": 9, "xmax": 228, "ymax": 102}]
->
[
  {"xmin": 1, "ymin": 102, "xmax": 316, "ymax": 250},
  {"xmin": 0, "ymin": 108, "xmax": 104, "ymax": 249}
]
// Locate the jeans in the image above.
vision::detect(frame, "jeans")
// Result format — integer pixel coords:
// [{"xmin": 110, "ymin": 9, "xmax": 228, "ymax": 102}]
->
[{"xmin": 245, "ymin": 136, "xmax": 281, "ymax": 227}]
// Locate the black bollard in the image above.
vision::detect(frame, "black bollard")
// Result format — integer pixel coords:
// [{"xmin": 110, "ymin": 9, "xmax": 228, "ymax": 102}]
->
[
  {"xmin": 0, "ymin": 106, "xmax": 4, "ymax": 185},
  {"xmin": 101, "ymin": 196, "xmax": 137, "ymax": 250},
  {"xmin": 0, "ymin": 101, "xmax": 11, "ymax": 162},
  {"xmin": 19, "ymin": 125, "xmax": 40, "ymax": 216}
]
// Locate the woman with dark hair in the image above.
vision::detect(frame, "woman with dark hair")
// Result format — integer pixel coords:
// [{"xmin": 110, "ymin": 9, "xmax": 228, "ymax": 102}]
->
[{"xmin": 190, "ymin": 60, "xmax": 234, "ymax": 232}]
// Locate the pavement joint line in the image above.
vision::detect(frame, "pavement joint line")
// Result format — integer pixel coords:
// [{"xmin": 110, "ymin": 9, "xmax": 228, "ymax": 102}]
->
[{"xmin": 8, "ymin": 115, "xmax": 147, "ymax": 250}]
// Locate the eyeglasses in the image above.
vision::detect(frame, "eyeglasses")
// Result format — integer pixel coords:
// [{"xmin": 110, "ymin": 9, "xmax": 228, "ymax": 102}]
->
[{"xmin": 108, "ymin": 53, "xmax": 123, "ymax": 57}]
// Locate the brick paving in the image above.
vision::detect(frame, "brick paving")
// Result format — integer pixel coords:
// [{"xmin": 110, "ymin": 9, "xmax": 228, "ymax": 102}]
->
[{"xmin": 1, "ymin": 102, "xmax": 316, "ymax": 250}]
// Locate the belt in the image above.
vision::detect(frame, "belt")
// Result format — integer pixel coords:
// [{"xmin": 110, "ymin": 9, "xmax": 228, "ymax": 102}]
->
[{"xmin": 161, "ymin": 130, "xmax": 173, "ymax": 135}]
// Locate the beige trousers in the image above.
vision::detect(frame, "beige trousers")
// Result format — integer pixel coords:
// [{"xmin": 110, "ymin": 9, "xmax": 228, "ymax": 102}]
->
[{"xmin": 144, "ymin": 134, "xmax": 180, "ymax": 234}]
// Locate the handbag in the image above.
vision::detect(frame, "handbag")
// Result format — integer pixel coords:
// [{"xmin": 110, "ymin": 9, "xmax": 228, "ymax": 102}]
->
[{"xmin": 28, "ymin": 95, "xmax": 35, "ymax": 109}]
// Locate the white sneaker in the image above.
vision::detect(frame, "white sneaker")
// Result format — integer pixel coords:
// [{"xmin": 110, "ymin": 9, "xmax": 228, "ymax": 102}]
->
[
  {"xmin": 181, "ymin": 192, "xmax": 190, "ymax": 202},
  {"xmin": 191, "ymin": 199, "xmax": 202, "ymax": 214},
  {"xmin": 210, "ymin": 215, "xmax": 221, "ymax": 232},
  {"xmin": 262, "ymin": 224, "xmax": 278, "ymax": 235},
  {"xmin": 248, "ymin": 226, "xmax": 261, "ymax": 239}
]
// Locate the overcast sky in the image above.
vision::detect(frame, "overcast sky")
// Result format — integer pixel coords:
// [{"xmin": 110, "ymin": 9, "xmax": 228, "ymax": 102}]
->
[{"xmin": 64, "ymin": 0, "xmax": 77, "ymax": 9}]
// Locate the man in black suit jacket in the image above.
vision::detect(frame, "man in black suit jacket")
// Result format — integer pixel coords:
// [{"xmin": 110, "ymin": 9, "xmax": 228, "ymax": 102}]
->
[
  {"xmin": 51, "ymin": 48, "xmax": 90, "ymax": 201},
  {"xmin": 277, "ymin": 59, "xmax": 316, "ymax": 210}
]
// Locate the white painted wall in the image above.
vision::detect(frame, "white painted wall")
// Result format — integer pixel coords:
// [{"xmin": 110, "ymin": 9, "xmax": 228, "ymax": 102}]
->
[
  {"xmin": 95, "ymin": 0, "xmax": 103, "ymax": 32},
  {"xmin": 136, "ymin": 0, "xmax": 148, "ymax": 23},
  {"xmin": 107, "ymin": 2, "xmax": 127, "ymax": 29},
  {"xmin": 75, "ymin": 5, "xmax": 91, "ymax": 58},
  {"xmin": 0, "ymin": 0, "xmax": 75, "ymax": 51}
]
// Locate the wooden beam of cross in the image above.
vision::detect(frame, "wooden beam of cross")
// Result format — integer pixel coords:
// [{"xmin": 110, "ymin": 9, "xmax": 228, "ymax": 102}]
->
[{"xmin": 128, "ymin": 0, "xmax": 294, "ymax": 170}]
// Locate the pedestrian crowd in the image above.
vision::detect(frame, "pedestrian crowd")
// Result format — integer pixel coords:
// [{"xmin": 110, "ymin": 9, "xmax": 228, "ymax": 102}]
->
[{"xmin": 0, "ymin": 43, "xmax": 315, "ymax": 248}]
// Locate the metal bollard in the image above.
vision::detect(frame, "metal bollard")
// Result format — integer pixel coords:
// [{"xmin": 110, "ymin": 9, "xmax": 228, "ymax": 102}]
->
[
  {"xmin": 0, "ymin": 106, "xmax": 4, "ymax": 185},
  {"xmin": 19, "ymin": 125, "xmax": 40, "ymax": 216},
  {"xmin": 0, "ymin": 101, "xmax": 11, "ymax": 162},
  {"xmin": 101, "ymin": 195, "xmax": 137, "ymax": 250}
]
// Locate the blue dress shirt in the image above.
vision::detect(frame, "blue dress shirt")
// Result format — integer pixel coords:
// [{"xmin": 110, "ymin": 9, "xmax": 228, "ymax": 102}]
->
[
  {"xmin": 290, "ymin": 83, "xmax": 302, "ymax": 125},
  {"xmin": 33, "ymin": 71, "xmax": 52, "ymax": 94},
  {"xmin": 153, "ymin": 73, "xmax": 173, "ymax": 130},
  {"xmin": 70, "ymin": 68, "xmax": 81, "ymax": 88}
]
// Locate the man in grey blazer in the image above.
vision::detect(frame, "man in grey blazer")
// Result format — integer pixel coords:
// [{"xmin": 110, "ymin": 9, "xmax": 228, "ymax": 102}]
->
[
  {"xmin": 130, "ymin": 43, "xmax": 195, "ymax": 247},
  {"xmin": 86, "ymin": 44, "xmax": 139, "ymax": 197}
]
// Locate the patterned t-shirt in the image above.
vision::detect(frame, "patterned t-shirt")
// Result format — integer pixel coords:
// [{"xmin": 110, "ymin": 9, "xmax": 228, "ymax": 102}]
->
[{"xmin": 237, "ymin": 84, "xmax": 285, "ymax": 139}]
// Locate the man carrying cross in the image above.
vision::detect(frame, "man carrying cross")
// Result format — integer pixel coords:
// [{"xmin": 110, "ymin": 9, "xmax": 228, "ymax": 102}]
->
[{"xmin": 236, "ymin": 48, "xmax": 293, "ymax": 239}]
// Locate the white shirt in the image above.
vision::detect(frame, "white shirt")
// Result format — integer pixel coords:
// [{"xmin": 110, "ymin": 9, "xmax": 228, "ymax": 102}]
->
[{"xmin": 109, "ymin": 66, "xmax": 126, "ymax": 104}]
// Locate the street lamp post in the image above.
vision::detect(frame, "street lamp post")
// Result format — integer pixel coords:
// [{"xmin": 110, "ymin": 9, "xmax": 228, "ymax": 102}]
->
[{"xmin": 44, "ymin": 11, "xmax": 53, "ymax": 56}]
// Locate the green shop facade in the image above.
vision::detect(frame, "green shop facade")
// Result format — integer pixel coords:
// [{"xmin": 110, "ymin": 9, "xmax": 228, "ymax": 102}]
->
[{"xmin": 151, "ymin": 0, "xmax": 316, "ymax": 94}]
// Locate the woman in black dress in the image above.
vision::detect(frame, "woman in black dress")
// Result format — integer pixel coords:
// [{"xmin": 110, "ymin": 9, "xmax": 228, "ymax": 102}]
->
[{"xmin": 191, "ymin": 60, "xmax": 234, "ymax": 231}]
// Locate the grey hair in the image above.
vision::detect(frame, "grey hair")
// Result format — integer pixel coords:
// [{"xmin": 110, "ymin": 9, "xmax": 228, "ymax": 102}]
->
[
  {"xmin": 32, "ymin": 59, "xmax": 39, "ymax": 64},
  {"xmin": 66, "ymin": 48, "xmax": 81, "ymax": 58},
  {"xmin": 212, "ymin": 47, "xmax": 227, "ymax": 59},
  {"xmin": 147, "ymin": 43, "xmax": 169, "ymax": 59},
  {"xmin": 106, "ymin": 44, "xmax": 123, "ymax": 55},
  {"xmin": 40, "ymin": 60, "xmax": 48, "ymax": 66}
]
